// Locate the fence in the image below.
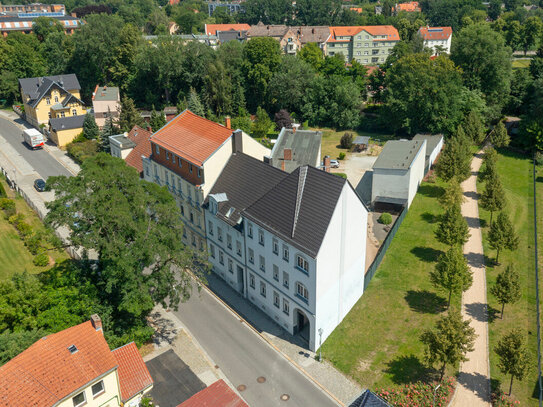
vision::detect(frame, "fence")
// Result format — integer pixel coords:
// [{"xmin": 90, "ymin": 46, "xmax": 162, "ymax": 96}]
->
[{"xmin": 364, "ymin": 206, "xmax": 407, "ymax": 290}]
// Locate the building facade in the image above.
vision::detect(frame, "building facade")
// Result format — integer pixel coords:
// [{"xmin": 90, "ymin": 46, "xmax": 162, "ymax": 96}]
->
[
  {"xmin": 0, "ymin": 13, "xmax": 80, "ymax": 37},
  {"xmin": 92, "ymin": 85, "xmax": 121, "ymax": 129},
  {"xmin": 418, "ymin": 26, "xmax": 452, "ymax": 54}
]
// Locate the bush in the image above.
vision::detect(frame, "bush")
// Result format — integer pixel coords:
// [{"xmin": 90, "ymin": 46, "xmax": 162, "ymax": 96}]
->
[
  {"xmin": 0, "ymin": 181, "xmax": 6, "ymax": 198},
  {"xmin": 340, "ymin": 132, "xmax": 353, "ymax": 149},
  {"xmin": 16, "ymin": 221, "xmax": 33, "ymax": 238},
  {"xmin": 378, "ymin": 212, "xmax": 393, "ymax": 225},
  {"xmin": 334, "ymin": 173, "xmax": 348, "ymax": 179},
  {"xmin": 71, "ymin": 132, "xmax": 87, "ymax": 144},
  {"xmin": 302, "ymin": 120, "xmax": 309, "ymax": 130},
  {"xmin": 8, "ymin": 213, "xmax": 24, "ymax": 225},
  {"xmin": 66, "ymin": 139, "xmax": 98, "ymax": 164},
  {"xmin": 25, "ymin": 233, "xmax": 43, "ymax": 255},
  {"xmin": 0, "ymin": 198, "xmax": 15, "ymax": 211},
  {"xmin": 33, "ymin": 251, "xmax": 49, "ymax": 267},
  {"xmin": 377, "ymin": 377, "xmax": 456, "ymax": 406},
  {"xmin": 338, "ymin": 152, "xmax": 346, "ymax": 160},
  {"xmin": 535, "ymin": 151, "xmax": 543, "ymax": 166}
]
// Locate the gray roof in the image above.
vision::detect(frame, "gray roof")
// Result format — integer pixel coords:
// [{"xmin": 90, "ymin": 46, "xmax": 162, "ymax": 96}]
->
[
  {"xmin": 270, "ymin": 129, "xmax": 322, "ymax": 173},
  {"xmin": 205, "ymin": 153, "xmax": 288, "ymax": 227},
  {"xmin": 217, "ymin": 29, "xmax": 247, "ymax": 43},
  {"xmin": 93, "ymin": 86, "xmax": 119, "ymax": 102},
  {"xmin": 412, "ymin": 133, "xmax": 443, "ymax": 157},
  {"xmin": 110, "ymin": 134, "xmax": 136, "ymax": 149},
  {"xmin": 243, "ymin": 165, "xmax": 346, "ymax": 258},
  {"xmin": 349, "ymin": 390, "xmax": 391, "ymax": 407},
  {"xmin": 372, "ymin": 140, "xmax": 425, "ymax": 171},
  {"xmin": 49, "ymin": 115, "xmax": 86, "ymax": 132},
  {"xmin": 353, "ymin": 136, "xmax": 370, "ymax": 145},
  {"xmin": 19, "ymin": 74, "xmax": 81, "ymax": 108}
]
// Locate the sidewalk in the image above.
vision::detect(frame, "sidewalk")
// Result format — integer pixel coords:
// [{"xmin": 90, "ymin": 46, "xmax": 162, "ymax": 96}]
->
[
  {"xmin": 451, "ymin": 150, "xmax": 491, "ymax": 406},
  {"xmin": 204, "ymin": 272, "xmax": 362, "ymax": 405}
]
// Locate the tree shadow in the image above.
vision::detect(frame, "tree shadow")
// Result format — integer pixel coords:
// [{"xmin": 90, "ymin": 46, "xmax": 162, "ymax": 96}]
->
[
  {"xmin": 464, "ymin": 190, "xmax": 479, "ymax": 199},
  {"xmin": 479, "ymin": 218, "xmax": 487, "ymax": 228},
  {"xmin": 464, "ymin": 216, "xmax": 481, "ymax": 228},
  {"xmin": 456, "ymin": 372, "xmax": 491, "ymax": 402},
  {"xmin": 487, "ymin": 305, "xmax": 500, "ymax": 323},
  {"xmin": 384, "ymin": 354, "xmax": 434, "ymax": 384},
  {"xmin": 464, "ymin": 302, "xmax": 488, "ymax": 323},
  {"xmin": 405, "ymin": 290, "xmax": 448, "ymax": 314},
  {"xmin": 421, "ymin": 211, "xmax": 437, "ymax": 223},
  {"xmin": 411, "ymin": 246, "xmax": 443, "ymax": 263},
  {"xmin": 536, "ymin": 176, "xmax": 543, "ymax": 183},
  {"xmin": 418, "ymin": 184, "xmax": 444, "ymax": 198},
  {"xmin": 465, "ymin": 251, "xmax": 485, "ymax": 268}
]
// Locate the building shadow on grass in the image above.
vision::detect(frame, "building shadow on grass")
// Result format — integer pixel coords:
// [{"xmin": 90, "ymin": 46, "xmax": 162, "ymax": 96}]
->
[
  {"xmin": 421, "ymin": 211, "xmax": 437, "ymax": 223},
  {"xmin": 464, "ymin": 302, "xmax": 488, "ymax": 323},
  {"xmin": 418, "ymin": 184, "xmax": 444, "ymax": 198},
  {"xmin": 457, "ymin": 372, "xmax": 491, "ymax": 402},
  {"xmin": 405, "ymin": 290, "xmax": 448, "ymax": 314},
  {"xmin": 411, "ymin": 246, "xmax": 443, "ymax": 263},
  {"xmin": 384, "ymin": 354, "xmax": 434, "ymax": 384}
]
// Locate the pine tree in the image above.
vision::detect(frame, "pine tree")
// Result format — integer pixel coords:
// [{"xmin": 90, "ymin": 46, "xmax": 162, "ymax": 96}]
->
[
  {"xmin": 435, "ymin": 126, "xmax": 472, "ymax": 182},
  {"xmin": 439, "ymin": 178, "xmax": 465, "ymax": 209},
  {"xmin": 118, "ymin": 96, "xmax": 144, "ymax": 132},
  {"xmin": 82, "ymin": 113, "xmax": 99, "ymax": 140},
  {"xmin": 488, "ymin": 212, "xmax": 519, "ymax": 264},
  {"xmin": 462, "ymin": 111, "xmax": 485, "ymax": 144},
  {"xmin": 435, "ymin": 204, "xmax": 470, "ymax": 247},
  {"xmin": 100, "ymin": 115, "xmax": 118, "ymax": 153},
  {"xmin": 479, "ymin": 147, "xmax": 498, "ymax": 182},
  {"xmin": 495, "ymin": 330, "xmax": 531, "ymax": 395},
  {"xmin": 480, "ymin": 171, "xmax": 506, "ymax": 225},
  {"xmin": 420, "ymin": 309, "xmax": 476, "ymax": 381},
  {"xmin": 188, "ymin": 88, "xmax": 205, "ymax": 117},
  {"xmin": 430, "ymin": 247, "xmax": 473, "ymax": 307},
  {"xmin": 490, "ymin": 121, "xmax": 511, "ymax": 148},
  {"xmin": 490, "ymin": 265, "xmax": 521, "ymax": 318},
  {"xmin": 149, "ymin": 106, "xmax": 166, "ymax": 132}
]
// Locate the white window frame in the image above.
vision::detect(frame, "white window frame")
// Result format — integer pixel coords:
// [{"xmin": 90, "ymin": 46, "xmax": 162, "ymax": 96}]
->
[
  {"xmin": 248, "ymin": 248, "xmax": 254, "ymax": 264},
  {"xmin": 258, "ymin": 230, "xmax": 264, "ymax": 246},
  {"xmin": 296, "ymin": 255, "xmax": 309, "ymax": 274},
  {"xmin": 219, "ymin": 250, "xmax": 224, "ymax": 265},
  {"xmin": 283, "ymin": 299, "xmax": 290, "ymax": 315},
  {"xmin": 273, "ymin": 264, "xmax": 279, "ymax": 281},
  {"xmin": 259, "ymin": 255, "xmax": 265, "ymax": 272},
  {"xmin": 91, "ymin": 380, "xmax": 105, "ymax": 397},
  {"xmin": 72, "ymin": 391, "xmax": 86, "ymax": 407},
  {"xmin": 260, "ymin": 281, "xmax": 266, "ymax": 297},
  {"xmin": 283, "ymin": 271, "xmax": 289, "ymax": 288},
  {"xmin": 228, "ymin": 258, "xmax": 233, "ymax": 273},
  {"xmin": 247, "ymin": 223, "xmax": 253, "ymax": 238},
  {"xmin": 273, "ymin": 239, "xmax": 279, "ymax": 255},
  {"xmin": 273, "ymin": 291, "xmax": 280, "ymax": 308},
  {"xmin": 296, "ymin": 281, "xmax": 308, "ymax": 301},
  {"xmin": 208, "ymin": 221, "xmax": 213, "ymax": 235},
  {"xmin": 236, "ymin": 241, "xmax": 242, "ymax": 256}
]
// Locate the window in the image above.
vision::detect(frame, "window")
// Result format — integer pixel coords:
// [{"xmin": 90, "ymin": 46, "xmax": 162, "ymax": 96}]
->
[
  {"xmin": 180, "ymin": 205, "xmax": 184, "ymax": 216},
  {"xmin": 364, "ymin": 50, "xmax": 369, "ymax": 55},
  {"xmin": 190, "ymin": 211, "xmax": 194, "ymax": 223},
  {"xmin": 273, "ymin": 291, "xmax": 280, "ymax": 308},
  {"xmin": 72, "ymin": 108, "xmax": 77, "ymax": 116},
  {"xmin": 236, "ymin": 241, "xmax": 242, "ymax": 256},
  {"xmin": 250, "ymin": 274, "xmax": 255, "ymax": 288},
  {"xmin": 248, "ymin": 223, "xmax": 253, "ymax": 238},
  {"xmin": 228, "ymin": 258, "xmax": 233, "ymax": 273},
  {"xmin": 259, "ymin": 255, "xmax": 265, "ymax": 272},
  {"xmin": 46, "ymin": 97, "xmax": 51, "ymax": 105},
  {"xmin": 273, "ymin": 239, "xmax": 278, "ymax": 255},
  {"xmin": 219, "ymin": 251, "xmax": 224, "ymax": 265},
  {"xmin": 356, "ymin": 51, "xmax": 361, "ymax": 56},
  {"xmin": 165, "ymin": 172, "xmax": 169, "ymax": 185},
  {"xmin": 260, "ymin": 281, "xmax": 266, "ymax": 297},
  {"xmin": 273, "ymin": 264, "xmax": 279, "ymax": 281},
  {"xmin": 155, "ymin": 144, "xmax": 160, "ymax": 154},
  {"xmin": 48, "ymin": 112, "xmax": 51, "ymax": 118},
  {"xmin": 296, "ymin": 255, "xmax": 309, "ymax": 273},
  {"xmin": 166, "ymin": 151, "xmax": 169, "ymax": 160},
  {"xmin": 189, "ymin": 164, "xmax": 193, "ymax": 173},
  {"xmin": 258, "ymin": 230, "xmax": 264, "ymax": 246},
  {"xmin": 72, "ymin": 391, "xmax": 86, "ymax": 407},
  {"xmin": 183, "ymin": 228, "xmax": 187, "ymax": 238},
  {"xmin": 199, "ymin": 239, "xmax": 204, "ymax": 250},
  {"xmin": 283, "ymin": 246, "xmax": 289, "ymax": 262},
  {"xmin": 218, "ymin": 227, "xmax": 223, "ymax": 242},
  {"xmin": 178, "ymin": 157, "xmax": 182, "ymax": 167},
  {"xmin": 364, "ymin": 42, "xmax": 369, "ymax": 47},
  {"xmin": 283, "ymin": 299, "xmax": 290, "ymax": 315},
  {"xmin": 54, "ymin": 96, "xmax": 59, "ymax": 103},
  {"xmin": 92, "ymin": 380, "xmax": 105, "ymax": 397},
  {"xmin": 208, "ymin": 221, "xmax": 213, "ymax": 235},
  {"xmin": 227, "ymin": 234, "xmax": 232, "ymax": 249},
  {"xmin": 210, "ymin": 244, "xmax": 215, "ymax": 258},
  {"xmin": 198, "ymin": 168, "xmax": 201, "ymax": 178},
  {"xmin": 296, "ymin": 282, "xmax": 308, "ymax": 301},
  {"xmin": 191, "ymin": 234, "xmax": 196, "ymax": 247},
  {"xmin": 283, "ymin": 271, "xmax": 289, "ymax": 288},
  {"xmin": 248, "ymin": 248, "xmax": 254, "ymax": 264},
  {"xmin": 60, "ymin": 111, "xmax": 65, "ymax": 118}
]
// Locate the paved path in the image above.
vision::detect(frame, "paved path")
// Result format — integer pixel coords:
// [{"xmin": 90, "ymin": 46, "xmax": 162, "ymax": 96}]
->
[{"xmin": 451, "ymin": 151, "xmax": 491, "ymax": 406}]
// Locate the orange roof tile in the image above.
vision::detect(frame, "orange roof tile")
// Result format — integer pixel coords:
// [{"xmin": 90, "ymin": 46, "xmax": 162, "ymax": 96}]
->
[
  {"xmin": 394, "ymin": 1, "xmax": 421, "ymax": 12},
  {"xmin": 350, "ymin": 7, "xmax": 363, "ymax": 12},
  {"xmin": 112, "ymin": 342, "xmax": 153, "ymax": 402},
  {"xmin": 150, "ymin": 110, "xmax": 233, "ymax": 167},
  {"xmin": 0, "ymin": 321, "xmax": 117, "ymax": 407},
  {"xmin": 177, "ymin": 380, "xmax": 248, "ymax": 407},
  {"xmin": 418, "ymin": 26, "xmax": 452, "ymax": 40},
  {"xmin": 328, "ymin": 25, "xmax": 400, "ymax": 42},
  {"xmin": 205, "ymin": 23, "xmax": 250, "ymax": 35},
  {"xmin": 125, "ymin": 125, "xmax": 153, "ymax": 175}
]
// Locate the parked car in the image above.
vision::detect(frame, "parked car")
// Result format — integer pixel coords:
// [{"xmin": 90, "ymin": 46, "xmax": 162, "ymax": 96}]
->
[
  {"xmin": 330, "ymin": 159, "xmax": 340, "ymax": 168},
  {"xmin": 34, "ymin": 178, "xmax": 46, "ymax": 192}
]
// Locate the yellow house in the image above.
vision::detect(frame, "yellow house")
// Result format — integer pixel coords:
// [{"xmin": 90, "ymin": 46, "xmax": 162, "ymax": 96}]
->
[
  {"xmin": 0, "ymin": 315, "xmax": 154, "ymax": 407},
  {"xmin": 49, "ymin": 114, "xmax": 87, "ymax": 147},
  {"xmin": 18, "ymin": 74, "xmax": 87, "ymax": 140}
]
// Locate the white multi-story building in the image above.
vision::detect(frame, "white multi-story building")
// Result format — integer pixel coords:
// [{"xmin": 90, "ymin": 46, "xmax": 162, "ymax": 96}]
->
[
  {"xmin": 418, "ymin": 26, "xmax": 452, "ymax": 55},
  {"xmin": 205, "ymin": 153, "xmax": 368, "ymax": 351}
]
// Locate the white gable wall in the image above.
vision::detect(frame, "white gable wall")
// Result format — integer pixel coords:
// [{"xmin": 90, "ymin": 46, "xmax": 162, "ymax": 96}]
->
[{"xmin": 406, "ymin": 140, "xmax": 426, "ymax": 207}]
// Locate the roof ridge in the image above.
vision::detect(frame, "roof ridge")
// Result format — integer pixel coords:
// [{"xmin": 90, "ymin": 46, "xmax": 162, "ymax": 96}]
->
[{"xmin": 291, "ymin": 166, "xmax": 308, "ymax": 238}]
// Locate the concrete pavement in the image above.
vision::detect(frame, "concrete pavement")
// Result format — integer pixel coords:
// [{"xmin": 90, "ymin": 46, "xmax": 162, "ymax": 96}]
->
[{"xmin": 451, "ymin": 151, "xmax": 491, "ymax": 406}]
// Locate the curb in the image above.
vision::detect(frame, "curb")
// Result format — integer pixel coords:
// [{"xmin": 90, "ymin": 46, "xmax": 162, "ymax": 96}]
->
[{"xmin": 188, "ymin": 272, "xmax": 345, "ymax": 407}]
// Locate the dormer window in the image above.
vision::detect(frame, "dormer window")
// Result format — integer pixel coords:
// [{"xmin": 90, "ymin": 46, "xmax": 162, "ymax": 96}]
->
[
  {"xmin": 155, "ymin": 144, "xmax": 160, "ymax": 154},
  {"xmin": 54, "ymin": 96, "xmax": 59, "ymax": 103},
  {"xmin": 68, "ymin": 344, "xmax": 78, "ymax": 354},
  {"xmin": 46, "ymin": 97, "xmax": 50, "ymax": 105}
]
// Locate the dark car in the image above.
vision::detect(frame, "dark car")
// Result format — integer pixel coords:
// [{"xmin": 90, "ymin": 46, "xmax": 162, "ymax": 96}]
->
[{"xmin": 34, "ymin": 178, "xmax": 46, "ymax": 192}]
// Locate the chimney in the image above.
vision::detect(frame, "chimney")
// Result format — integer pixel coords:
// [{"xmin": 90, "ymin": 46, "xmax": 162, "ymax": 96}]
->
[
  {"xmin": 323, "ymin": 155, "xmax": 331, "ymax": 173},
  {"xmin": 147, "ymin": 125, "xmax": 152, "ymax": 132},
  {"xmin": 225, "ymin": 116, "xmax": 231, "ymax": 129},
  {"xmin": 264, "ymin": 156, "xmax": 273, "ymax": 166},
  {"xmin": 71, "ymin": 12, "xmax": 76, "ymax": 17},
  {"xmin": 284, "ymin": 148, "xmax": 292, "ymax": 161},
  {"xmin": 232, "ymin": 129, "xmax": 243, "ymax": 153},
  {"xmin": 90, "ymin": 314, "xmax": 102, "ymax": 332}
]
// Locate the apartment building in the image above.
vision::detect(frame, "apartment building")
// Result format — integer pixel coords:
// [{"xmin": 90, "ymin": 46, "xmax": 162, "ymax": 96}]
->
[
  {"xmin": 326, "ymin": 25, "xmax": 400, "ymax": 64},
  {"xmin": 418, "ymin": 26, "xmax": 452, "ymax": 54},
  {"xmin": 205, "ymin": 153, "xmax": 368, "ymax": 351},
  {"xmin": 143, "ymin": 110, "xmax": 270, "ymax": 250}
]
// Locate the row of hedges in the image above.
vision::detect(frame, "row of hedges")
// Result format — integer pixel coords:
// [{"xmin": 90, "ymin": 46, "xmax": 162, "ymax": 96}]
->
[{"xmin": 376, "ymin": 377, "xmax": 456, "ymax": 406}]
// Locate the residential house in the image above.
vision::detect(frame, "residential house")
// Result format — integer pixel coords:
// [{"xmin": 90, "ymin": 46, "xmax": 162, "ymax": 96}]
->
[
  {"xmin": 92, "ymin": 85, "xmax": 120, "ymax": 129},
  {"xmin": 392, "ymin": 1, "xmax": 421, "ymax": 14},
  {"xmin": 143, "ymin": 110, "xmax": 270, "ymax": 250},
  {"xmin": 326, "ymin": 25, "xmax": 400, "ymax": 64},
  {"xmin": 205, "ymin": 23, "xmax": 250, "ymax": 35},
  {"xmin": 0, "ymin": 3, "xmax": 65, "ymax": 13},
  {"xmin": 371, "ymin": 139, "xmax": 426, "ymax": 210},
  {"xmin": 49, "ymin": 114, "xmax": 86, "ymax": 147},
  {"xmin": 0, "ymin": 13, "xmax": 80, "ymax": 36},
  {"xmin": 349, "ymin": 390, "xmax": 392, "ymax": 406},
  {"xmin": 178, "ymin": 379, "xmax": 248, "ymax": 406},
  {"xmin": 205, "ymin": 153, "xmax": 368, "ymax": 351},
  {"xmin": 109, "ymin": 125, "xmax": 153, "ymax": 177},
  {"xmin": 268, "ymin": 128, "xmax": 322, "ymax": 173},
  {"xmin": 247, "ymin": 23, "xmax": 330, "ymax": 54},
  {"xmin": 0, "ymin": 315, "xmax": 153, "ymax": 407},
  {"xmin": 412, "ymin": 133, "xmax": 444, "ymax": 174},
  {"xmin": 418, "ymin": 26, "xmax": 452, "ymax": 54}
]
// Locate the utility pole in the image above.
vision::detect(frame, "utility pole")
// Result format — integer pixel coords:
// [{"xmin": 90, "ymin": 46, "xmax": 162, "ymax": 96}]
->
[{"xmin": 318, "ymin": 328, "xmax": 323, "ymax": 362}]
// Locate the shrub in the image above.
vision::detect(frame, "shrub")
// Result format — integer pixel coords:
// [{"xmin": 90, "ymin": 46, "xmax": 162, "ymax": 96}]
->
[
  {"xmin": 25, "ymin": 233, "xmax": 43, "ymax": 255},
  {"xmin": 302, "ymin": 120, "xmax": 309, "ymax": 130},
  {"xmin": 0, "ymin": 181, "xmax": 6, "ymax": 198},
  {"xmin": 378, "ymin": 212, "xmax": 393, "ymax": 225},
  {"xmin": 0, "ymin": 198, "xmax": 15, "ymax": 210},
  {"xmin": 536, "ymin": 151, "xmax": 543, "ymax": 166},
  {"xmin": 66, "ymin": 140, "xmax": 98, "ymax": 164},
  {"xmin": 334, "ymin": 173, "xmax": 348, "ymax": 179},
  {"xmin": 71, "ymin": 132, "xmax": 87, "ymax": 144},
  {"xmin": 8, "ymin": 213, "xmax": 24, "ymax": 225},
  {"xmin": 33, "ymin": 251, "xmax": 49, "ymax": 267},
  {"xmin": 340, "ymin": 132, "xmax": 353, "ymax": 149},
  {"xmin": 377, "ymin": 377, "xmax": 456, "ymax": 406},
  {"xmin": 338, "ymin": 152, "xmax": 346, "ymax": 160},
  {"xmin": 274, "ymin": 109, "xmax": 293, "ymax": 130},
  {"xmin": 16, "ymin": 221, "xmax": 33, "ymax": 238}
]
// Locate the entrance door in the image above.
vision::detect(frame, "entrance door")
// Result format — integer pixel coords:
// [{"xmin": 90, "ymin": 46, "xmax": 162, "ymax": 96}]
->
[
  {"xmin": 296, "ymin": 310, "xmax": 310, "ymax": 343},
  {"xmin": 237, "ymin": 266, "xmax": 244, "ymax": 294}
]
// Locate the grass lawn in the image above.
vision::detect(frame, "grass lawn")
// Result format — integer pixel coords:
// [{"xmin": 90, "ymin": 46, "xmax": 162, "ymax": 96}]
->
[
  {"xmin": 321, "ymin": 178, "xmax": 462, "ymax": 388},
  {"xmin": 316, "ymin": 128, "xmax": 396, "ymax": 160},
  {"xmin": 512, "ymin": 59, "xmax": 531, "ymax": 69},
  {"xmin": 477, "ymin": 149, "xmax": 539, "ymax": 405},
  {"xmin": 0, "ymin": 179, "xmax": 69, "ymax": 280}
]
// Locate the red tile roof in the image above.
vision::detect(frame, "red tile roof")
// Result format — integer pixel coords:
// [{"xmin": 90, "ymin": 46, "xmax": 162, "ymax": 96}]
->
[
  {"xmin": 112, "ymin": 342, "xmax": 154, "ymax": 402},
  {"xmin": 150, "ymin": 110, "xmax": 233, "ymax": 167},
  {"xmin": 394, "ymin": 1, "xmax": 421, "ymax": 12},
  {"xmin": 125, "ymin": 125, "xmax": 153, "ymax": 174},
  {"xmin": 418, "ymin": 26, "xmax": 452, "ymax": 40},
  {"xmin": 177, "ymin": 380, "xmax": 249, "ymax": 407},
  {"xmin": 0, "ymin": 321, "xmax": 117, "ymax": 407},
  {"xmin": 205, "ymin": 23, "xmax": 250, "ymax": 35},
  {"xmin": 328, "ymin": 25, "xmax": 400, "ymax": 42}
]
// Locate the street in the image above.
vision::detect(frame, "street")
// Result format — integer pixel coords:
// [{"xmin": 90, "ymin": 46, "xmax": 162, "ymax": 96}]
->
[{"xmin": 173, "ymin": 284, "xmax": 339, "ymax": 407}]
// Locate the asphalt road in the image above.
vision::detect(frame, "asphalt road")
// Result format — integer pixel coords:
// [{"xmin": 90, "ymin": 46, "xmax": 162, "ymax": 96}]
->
[
  {"xmin": 0, "ymin": 116, "xmax": 71, "ymax": 179},
  {"xmin": 173, "ymin": 285, "xmax": 339, "ymax": 407}
]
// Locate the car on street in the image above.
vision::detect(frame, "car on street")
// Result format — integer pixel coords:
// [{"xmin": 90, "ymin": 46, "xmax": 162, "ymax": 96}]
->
[{"xmin": 34, "ymin": 178, "xmax": 46, "ymax": 192}]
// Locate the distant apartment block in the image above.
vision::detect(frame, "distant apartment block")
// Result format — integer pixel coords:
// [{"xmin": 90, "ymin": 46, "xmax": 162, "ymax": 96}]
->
[
  {"xmin": 0, "ymin": 3, "xmax": 65, "ymax": 13},
  {"xmin": 207, "ymin": 1, "xmax": 244, "ymax": 16},
  {"xmin": 0, "ymin": 9, "xmax": 80, "ymax": 37},
  {"xmin": 418, "ymin": 26, "xmax": 452, "ymax": 54},
  {"xmin": 92, "ymin": 85, "xmax": 120, "ymax": 129}
]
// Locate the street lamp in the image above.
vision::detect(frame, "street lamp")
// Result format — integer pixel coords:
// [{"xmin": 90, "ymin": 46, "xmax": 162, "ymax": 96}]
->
[
  {"xmin": 318, "ymin": 328, "xmax": 323, "ymax": 362},
  {"xmin": 433, "ymin": 384, "xmax": 441, "ymax": 407}
]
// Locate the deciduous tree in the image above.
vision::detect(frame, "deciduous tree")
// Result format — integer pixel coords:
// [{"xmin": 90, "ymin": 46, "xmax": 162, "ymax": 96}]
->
[
  {"xmin": 490, "ymin": 265, "xmax": 521, "ymax": 318},
  {"xmin": 488, "ymin": 212, "xmax": 519, "ymax": 263},
  {"xmin": 495, "ymin": 330, "xmax": 531, "ymax": 395},
  {"xmin": 435, "ymin": 204, "xmax": 470, "ymax": 247},
  {"xmin": 251, "ymin": 107, "xmax": 273, "ymax": 138},
  {"xmin": 480, "ymin": 172, "xmax": 506, "ymax": 225},
  {"xmin": 430, "ymin": 247, "xmax": 473, "ymax": 307},
  {"xmin": 274, "ymin": 109, "xmax": 293, "ymax": 130},
  {"xmin": 435, "ymin": 127, "xmax": 472, "ymax": 182},
  {"xmin": 439, "ymin": 178, "xmax": 465, "ymax": 208}
]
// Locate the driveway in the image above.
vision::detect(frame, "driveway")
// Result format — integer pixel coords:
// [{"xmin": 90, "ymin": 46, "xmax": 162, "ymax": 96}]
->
[{"xmin": 332, "ymin": 153, "xmax": 377, "ymax": 191}]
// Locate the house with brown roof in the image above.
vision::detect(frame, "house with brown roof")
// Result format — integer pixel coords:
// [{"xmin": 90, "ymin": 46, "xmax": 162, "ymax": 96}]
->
[
  {"xmin": 142, "ymin": 110, "xmax": 270, "ymax": 251},
  {"xmin": 247, "ymin": 22, "xmax": 330, "ymax": 54},
  {"xmin": 0, "ymin": 315, "xmax": 153, "ymax": 407},
  {"xmin": 205, "ymin": 23, "xmax": 250, "ymax": 35},
  {"xmin": 418, "ymin": 26, "xmax": 452, "ymax": 54},
  {"xmin": 392, "ymin": 1, "xmax": 421, "ymax": 14},
  {"xmin": 109, "ymin": 125, "xmax": 153, "ymax": 177},
  {"xmin": 177, "ymin": 379, "xmax": 248, "ymax": 407}
]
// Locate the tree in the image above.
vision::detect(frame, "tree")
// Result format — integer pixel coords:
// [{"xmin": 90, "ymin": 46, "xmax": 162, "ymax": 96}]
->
[
  {"xmin": 530, "ymin": 45, "xmax": 543, "ymax": 79},
  {"xmin": 33, "ymin": 17, "xmax": 64, "ymax": 41},
  {"xmin": 488, "ymin": 0, "xmax": 502, "ymax": 20},
  {"xmin": 490, "ymin": 121, "xmax": 510, "ymax": 148},
  {"xmin": 274, "ymin": 109, "xmax": 293, "ymax": 130},
  {"xmin": 430, "ymin": 247, "xmax": 473, "ymax": 307},
  {"xmin": 83, "ymin": 113, "xmax": 99, "ymax": 140},
  {"xmin": 488, "ymin": 212, "xmax": 519, "ymax": 263},
  {"xmin": 462, "ymin": 111, "xmax": 485, "ymax": 145},
  {"xmin": 298, "ymin": 42, "xmax": 324, "ymax": 71},
  {"xmin": 520, "ymin": 17, "xmax": 543, "ymax": 55},
  {"xmin": 491, "ymin": 265, "xmax": 521, "ymax": 318},
  {"xmin": 251, "ymin": 107, "xmax": 273, "ymax": 138},
  {"xmin": 118, "ymin": 96, "xmax": 144, "ymax": 132},
  {"xmin": 435, "ymin": 127, "xmax": 472, "ymax": 182},
  {"xmin": 149, "ymin": 107, "xmax": 166, "ymax": 132},
  {"xmin": 294, "ymin": 0, "xmax": 343, "ymax": 25},
  {"xmin": 480, "ymin": 172, "xmax": 506, "ymax": 225},
  {"xmin": 45, "ymin": 154, "xmax": 203, "ymax": 323},
  {"xmin": 439, "ymin": 178, "xmax": 465, "ymax": 208},
  {"xmin": 479, "ymin": 147, "xmax": 498, "ymax": 182},
  {"xmin": 241, "ymin": 0, "xmax": 293, "ymax": 24},
  {"xmin": 203, "ymin": 61, "xmax": 233, "ymax": 116},
  {"xmin": 420, "ymin": 309, "xmax": 476, "ymax": 380},
  {"xmin": 495, "ymin": 330, "xmax": 531, "ymax": 395},
  {"xmin": 187, "ymin": 88, "xmax": 205, "ymax": 117},
  {"xmin": 100, "ymin": 115, "xmax": 119, "ymax": 152},
  {"xmin": 435, "ymin": 204, "xmax": 470, "ymax": 247}
]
